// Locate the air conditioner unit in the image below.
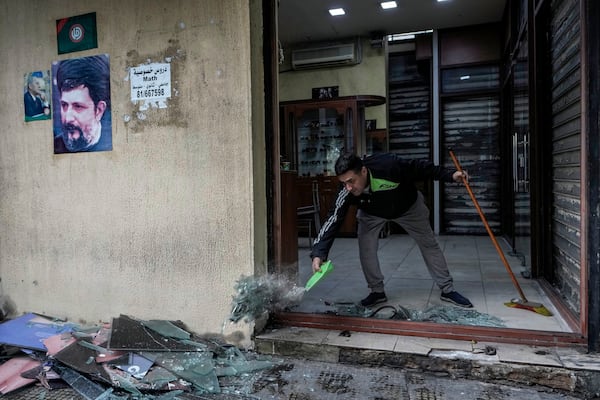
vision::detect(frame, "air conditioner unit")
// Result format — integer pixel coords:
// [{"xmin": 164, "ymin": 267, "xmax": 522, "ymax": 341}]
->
[{"xmin": 291, "ymin": 40, "xmax": 361, "ymax": 70}]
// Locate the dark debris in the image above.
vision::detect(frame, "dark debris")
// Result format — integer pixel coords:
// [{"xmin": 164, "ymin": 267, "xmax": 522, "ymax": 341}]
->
[{"xmin": 0, "ymin": 313, "xmax": 281, "ymax": 399}]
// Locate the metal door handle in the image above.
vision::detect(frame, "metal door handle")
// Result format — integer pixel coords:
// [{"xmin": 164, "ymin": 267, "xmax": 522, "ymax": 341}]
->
[{"xmin": 512, "ymin": 133, "xmax": 518, "ymax": 192}]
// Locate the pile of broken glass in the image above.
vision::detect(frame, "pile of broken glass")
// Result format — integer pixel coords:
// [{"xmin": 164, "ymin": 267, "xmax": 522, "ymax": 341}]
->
[{"xmin": 0, "ymin": 313, "xmax": 279, "ymax": 397}]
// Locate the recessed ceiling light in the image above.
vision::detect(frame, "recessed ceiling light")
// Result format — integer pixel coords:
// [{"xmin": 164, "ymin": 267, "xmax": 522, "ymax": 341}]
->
[
  {"xmin": 381, "ymin": 1, "xmax": 397, "ymax": 9},
  {"xmin": 437, "ymin": 0, "xmax": 450, "ymax": 2},
  {"xmin": 329, "ymin": 8, "xmax": 345, "ymax": 16}
]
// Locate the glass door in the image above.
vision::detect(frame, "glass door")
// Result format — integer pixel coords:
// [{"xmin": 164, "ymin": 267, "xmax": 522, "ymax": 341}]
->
[
  {"xmin": 510, "ymin": 34, "xmax": 531, "ymax": 274},
  {"xmin": 440, "ymin": 64, "xmax": 501, "ymax": 234}
]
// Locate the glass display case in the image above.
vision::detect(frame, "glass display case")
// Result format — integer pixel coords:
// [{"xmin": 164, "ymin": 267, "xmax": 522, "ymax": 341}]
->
[
  {"xmin": 280, "ymin": 95, "xmax": 386, "ymax": 236},
  {"xmin": 280, "ymin": 95, "xmax": 386, "ymax": 177},
  {"xmin": 296, "ymin": 107, "xmax": 347, "ymax": 177}
]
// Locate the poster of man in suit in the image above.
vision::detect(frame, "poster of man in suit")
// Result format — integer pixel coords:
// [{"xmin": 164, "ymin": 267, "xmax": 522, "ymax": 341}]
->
[{"xmin": 24, "ymin": 71, "xmax": 51, "ymax": 122}]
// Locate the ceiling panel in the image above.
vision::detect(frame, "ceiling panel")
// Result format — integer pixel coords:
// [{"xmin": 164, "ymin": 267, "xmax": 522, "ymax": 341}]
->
[{"xmin": 278, "ymin": 0, "xmax": 507, "ymax": 46}]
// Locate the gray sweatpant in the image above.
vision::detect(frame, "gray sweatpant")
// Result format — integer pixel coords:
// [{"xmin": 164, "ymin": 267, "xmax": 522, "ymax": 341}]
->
[{"xmin": 356, "ymin": 191, "xmax": 454, "ymax": 294}]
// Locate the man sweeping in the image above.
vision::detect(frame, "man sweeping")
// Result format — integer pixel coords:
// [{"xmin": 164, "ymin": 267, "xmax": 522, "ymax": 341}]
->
[{"xmin": 310, "ymin": 152, "xmax": 473, "ymax": 308}]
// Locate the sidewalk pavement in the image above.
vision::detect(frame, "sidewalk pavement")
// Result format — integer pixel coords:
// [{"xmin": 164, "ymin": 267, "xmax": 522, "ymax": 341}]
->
[
  {"xmin": 254, "ymin": 326, "xmax": 600, "ymax": 399},
  {"xmin": 1, "ymin": 349, "xmax": 588, "ymax": 399}
]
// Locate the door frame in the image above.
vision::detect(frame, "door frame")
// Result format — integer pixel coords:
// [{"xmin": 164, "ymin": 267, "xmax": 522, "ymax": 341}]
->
[{"xmin": 263, "ymin": 0, "xmax": 598, "ymax": 350}]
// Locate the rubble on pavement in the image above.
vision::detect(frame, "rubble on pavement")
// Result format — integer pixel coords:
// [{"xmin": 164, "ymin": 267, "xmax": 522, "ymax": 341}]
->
[{"xmin": 0, "ymin": 313, "xmax": 282, "ymax": 398}]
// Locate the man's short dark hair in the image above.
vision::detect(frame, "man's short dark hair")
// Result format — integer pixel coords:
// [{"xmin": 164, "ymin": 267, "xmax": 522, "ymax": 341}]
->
[
  {"xmin": 56, "ymin": 55, "xmax": 110, "ymax": 108},
  {"xmin": 335, "ymin": 153, "xmax": 364, "ymax": 175}
]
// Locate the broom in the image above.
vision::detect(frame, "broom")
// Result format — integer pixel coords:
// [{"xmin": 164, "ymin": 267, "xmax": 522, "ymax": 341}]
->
[{"xmin": 448, "ymin": 149, "xmax": 552, "ymax": 317}]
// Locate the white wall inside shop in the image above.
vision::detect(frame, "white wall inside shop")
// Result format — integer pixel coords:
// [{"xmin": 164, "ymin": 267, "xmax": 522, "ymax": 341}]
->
[
  {"xmin": 279, "ymin": 38, "xmax": 387, "ymax": 129},
  {"xmin": 0, "ymin": 0, "xmax": 265, "ymax": 345}
]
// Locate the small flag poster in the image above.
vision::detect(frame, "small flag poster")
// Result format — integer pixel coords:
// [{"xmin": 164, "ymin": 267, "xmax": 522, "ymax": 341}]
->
[{"xmin": 56, "ymin": 12, "xmax": 98, "ymax": 54}]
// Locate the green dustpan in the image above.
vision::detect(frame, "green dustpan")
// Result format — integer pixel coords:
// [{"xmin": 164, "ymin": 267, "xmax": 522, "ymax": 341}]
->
[{"xmin": 305, "ymin": 260, "xmax": 334, "ymax": 291}]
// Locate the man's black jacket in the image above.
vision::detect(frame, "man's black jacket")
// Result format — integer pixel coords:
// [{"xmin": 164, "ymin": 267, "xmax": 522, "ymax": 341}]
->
[{"xmin": 310, "ymin": 153, "xmax": 455, "ymax": 261}]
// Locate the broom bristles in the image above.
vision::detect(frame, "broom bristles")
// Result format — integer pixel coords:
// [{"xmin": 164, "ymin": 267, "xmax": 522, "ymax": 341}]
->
[{"xmin": 504, "ymin": 300, "xmax": 553, "ymax": 317}]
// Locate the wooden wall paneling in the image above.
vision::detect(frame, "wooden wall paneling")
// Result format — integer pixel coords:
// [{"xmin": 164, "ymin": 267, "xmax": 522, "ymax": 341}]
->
[
  {"xmin": 439, "ymin": 24, "xmax": 502, "ymax": 67},
  {"xmin": 415, "ymin": 33, "xmax": 432, "ymax": 60},
  {"xmin": 280, "ymin": 171, "xmax": 299, "ymax": 268}
]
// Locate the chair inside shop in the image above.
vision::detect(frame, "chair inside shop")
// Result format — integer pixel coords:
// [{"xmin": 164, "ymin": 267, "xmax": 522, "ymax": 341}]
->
[{"xmin": 297, "ymin": 181, "xmax": 321, "ymax": 246}]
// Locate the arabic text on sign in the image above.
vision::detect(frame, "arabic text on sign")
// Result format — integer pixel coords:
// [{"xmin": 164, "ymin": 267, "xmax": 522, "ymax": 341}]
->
[{"xmin": 130, "ymin": 63, "xmax": 171, "ymax": 101}]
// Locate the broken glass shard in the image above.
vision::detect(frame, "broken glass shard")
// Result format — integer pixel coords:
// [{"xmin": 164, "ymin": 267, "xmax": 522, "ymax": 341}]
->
[
  {"xmin": 141, "ymin": 320, "xmax": 191, "ymax": 340},
  {"xmin": 53, "ymin": 363, "xmax": 113, "ymax": 400},
  {"xmin": 230, "ymin": 274, "xmax": 305, "ymax": 323},
  {"xmin": 53, "ymin": 339, "xmax": 112, "ymax": 383},
  {"xmin": 140, "ymin": 351, "xmax": 220, "ymax": 394},
  {"xmin": 108, "ymin": 315, "xmax": 201, "ymax": 351}
]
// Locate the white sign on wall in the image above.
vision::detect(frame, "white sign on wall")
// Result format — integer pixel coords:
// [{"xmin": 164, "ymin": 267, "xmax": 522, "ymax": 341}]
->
[{"xmin": 130, "ymin": 63, "xmax": 171, "ymax": 101}]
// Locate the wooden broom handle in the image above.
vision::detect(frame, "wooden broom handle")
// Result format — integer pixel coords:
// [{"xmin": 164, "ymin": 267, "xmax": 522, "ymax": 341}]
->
[{"xmin": 448, "ymin": 149, "xmax": 528, "ymax": 301}]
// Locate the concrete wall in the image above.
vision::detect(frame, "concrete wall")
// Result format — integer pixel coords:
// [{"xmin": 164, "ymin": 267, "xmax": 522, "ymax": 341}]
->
[
  {"xmin": 249, "ymin": 1, "xmax": 268, "ymax": 280},
  {"xmin": 279, "ymin": 38, "xmax": 387, "ymax": 128},
  {"xmin": 0, "ymin": 0, "xmax": 264, "ymax": 345}
]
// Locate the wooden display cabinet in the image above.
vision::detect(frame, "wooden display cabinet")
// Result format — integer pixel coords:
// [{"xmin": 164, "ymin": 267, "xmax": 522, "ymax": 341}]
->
[{"xmin": 281, "ymin": 95, "xmax": 385, "ymax": 236}]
